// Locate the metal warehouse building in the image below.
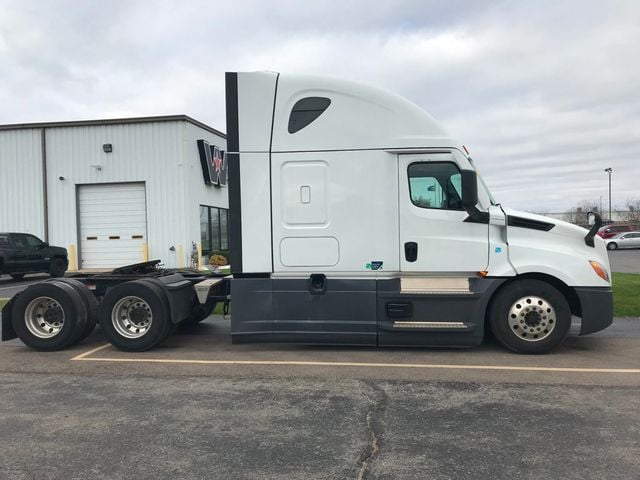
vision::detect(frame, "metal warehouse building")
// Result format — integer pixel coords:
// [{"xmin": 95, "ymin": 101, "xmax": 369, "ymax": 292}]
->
[{"xmin": 0, "ymin": 115, "xmax": 228, "ymax": 270}]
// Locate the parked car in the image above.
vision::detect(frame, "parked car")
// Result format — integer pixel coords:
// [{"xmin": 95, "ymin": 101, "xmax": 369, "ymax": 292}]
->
[
  {"xmin": 606, "ymin": 231, "xmax": 640, "ymax": 250},
  {"xmin": 597, "ymin": 224, "xmax": 633, "ymax": 239},
  {"xmin": 0, "ymin": 233, "xmax": 68, "ymax": 279}
]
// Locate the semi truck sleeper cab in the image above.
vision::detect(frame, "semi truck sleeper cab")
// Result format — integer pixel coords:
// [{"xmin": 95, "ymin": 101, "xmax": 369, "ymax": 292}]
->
[{"xmin": 1, "ymin": 71, "xmax": 613, "ymax": 354}]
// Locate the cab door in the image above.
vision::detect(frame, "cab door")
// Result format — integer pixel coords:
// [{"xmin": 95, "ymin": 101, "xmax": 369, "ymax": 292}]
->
[
  {"xmin": 8, "ymin": 234, "xmax": 30, "ymax": 272},
  {"xmin": 24, "ymin": 234, "xmax": 49, "ymax": 270},
  {"xmin": 399, "ymin": 153, "xmax": 488, "ymax": 273}
]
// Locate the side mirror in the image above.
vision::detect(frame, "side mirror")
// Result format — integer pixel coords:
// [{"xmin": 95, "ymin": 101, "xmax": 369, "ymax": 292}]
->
[{"xmin": 461, "ymin": 170, "xmax": 478, "ymax": 207}]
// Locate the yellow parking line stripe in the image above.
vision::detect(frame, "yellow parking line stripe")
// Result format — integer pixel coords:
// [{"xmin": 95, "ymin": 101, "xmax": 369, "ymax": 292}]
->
[
  {"xmin": 71, "ymin": 352, "xmax": 640, "ymax": 374},
  {"xmin": 70, "ymin": 343, "xmax": 112, "ymax": 361}
]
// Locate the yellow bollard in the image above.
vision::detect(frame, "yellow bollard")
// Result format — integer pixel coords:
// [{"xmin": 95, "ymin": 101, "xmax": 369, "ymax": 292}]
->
[
  {"xmin": 142, "ymin": 242, "xmax": 149, "ymax": 262},
  {"xmin": 68, "ymin": 244, "xmax": 77, "ymax": 271},
  {"xmin": 197, "ymin": 243, "xmax": 202, "ymax": 270},
  {"xmin": 178, "ymin": 244, "xmax": 183, "ymax": 269}
]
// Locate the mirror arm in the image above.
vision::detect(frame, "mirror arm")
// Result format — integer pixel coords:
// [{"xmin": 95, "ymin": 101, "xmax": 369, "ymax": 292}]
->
[
  {"xmin": 584, "ymin": 211, "xmax": 602, "ymax": 247},
  {"xmin": 463, "ymin": 205, "xmax": 490, "ymax": 224}
]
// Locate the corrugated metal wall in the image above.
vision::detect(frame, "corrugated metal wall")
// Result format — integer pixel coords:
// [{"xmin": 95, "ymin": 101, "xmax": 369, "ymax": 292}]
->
[
  {"xmin": 47, "ymin": 122, "xmax": 187, "ymax": 267},
  {"xmin": 183, "ymin": 122, "xmax": 227, "ymax": 263},
  {"xmin": 0, "ymin": 119, "xmax": 228, "ymax": 269},
  {"xmin": 0, "ymin": 129, "xmax": 45, "ymax": 238}
]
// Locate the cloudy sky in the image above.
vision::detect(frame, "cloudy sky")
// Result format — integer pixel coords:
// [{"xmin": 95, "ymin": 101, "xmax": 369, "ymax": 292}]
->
[{"xmin": 1, "ymin": 0, "xmax": 638, "ymax": 212}]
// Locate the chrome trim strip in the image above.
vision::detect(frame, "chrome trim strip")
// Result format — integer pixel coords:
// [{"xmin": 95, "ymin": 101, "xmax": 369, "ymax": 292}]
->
[
  {"xmin": 393, "ymin": 321, "xmax": 468, "ymax": 329},
  {"xmin": 401, "ymin": 277, "xmax": 470, "ymax": 293},
  {"xmin": 400, "ymin": 290, "xmax": 475, "ymax": 295}
]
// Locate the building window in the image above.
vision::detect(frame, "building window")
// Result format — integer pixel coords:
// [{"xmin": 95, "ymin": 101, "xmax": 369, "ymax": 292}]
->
[
  {"xmin": 220, "ymin": 209, "xmax": 228, "ymax": 250},
  {"xmin": 200, "ymin": 205, "xmax": 229, "ymax": 254},
  {"xmin": 408, "ymin": 162, "xmax": 463, "ymax": 210},
  {"xmin": 200, "ymin": 207, "xmax": 211, "ymax": 252}
]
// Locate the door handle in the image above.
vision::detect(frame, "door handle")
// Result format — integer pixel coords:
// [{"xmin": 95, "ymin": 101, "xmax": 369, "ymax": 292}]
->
[{"xmin": 404, "ymin": 242, "xmax": 418, "ymax": 262}]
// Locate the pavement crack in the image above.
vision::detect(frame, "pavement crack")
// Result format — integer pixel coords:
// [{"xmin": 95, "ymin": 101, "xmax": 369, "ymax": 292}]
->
[{"xmin": 356, "ymin": 381, "xmax": 388, "ymax": 480}]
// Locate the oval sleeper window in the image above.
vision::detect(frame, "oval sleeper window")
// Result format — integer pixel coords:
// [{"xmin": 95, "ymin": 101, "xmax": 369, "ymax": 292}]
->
[{"xmin": 288, "ymin": 97, "xmax": 331, "ymax": 134}]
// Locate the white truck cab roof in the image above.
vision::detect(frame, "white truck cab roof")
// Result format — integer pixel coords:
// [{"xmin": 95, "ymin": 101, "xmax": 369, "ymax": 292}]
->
[{"xmin": 231, "ymin": 71, "xmax": 461, "ymax": 154}]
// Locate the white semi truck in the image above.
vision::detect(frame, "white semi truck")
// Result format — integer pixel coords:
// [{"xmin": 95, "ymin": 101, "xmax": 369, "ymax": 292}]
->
[{"xmin": 1, "ymin": 72, "xmax": 613, "ymax": 354}]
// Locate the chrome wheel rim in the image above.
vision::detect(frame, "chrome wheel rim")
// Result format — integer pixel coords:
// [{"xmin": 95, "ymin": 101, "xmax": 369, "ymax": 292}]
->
[
  {"xmin": 111, "ymin": 296, "xmax": 153, "ymax": 339},
  {"xmin": 508, "ymin": 295, "xmax": 556, "ymax": 342},
  {"xmin": 24, "ymin": 296, "xmax": 65, "ymax": 339}
]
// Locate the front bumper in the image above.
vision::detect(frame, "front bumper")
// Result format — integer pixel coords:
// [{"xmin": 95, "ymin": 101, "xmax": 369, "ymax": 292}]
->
[{"xmin": 575, "ymin": 287, "xmax": 614, "ymax": 335}]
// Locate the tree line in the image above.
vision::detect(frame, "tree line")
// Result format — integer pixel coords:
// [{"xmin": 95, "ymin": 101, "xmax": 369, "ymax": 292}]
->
[{"xmin": 563, "ymin": 199, "xmax": 640, "ymax": 226}]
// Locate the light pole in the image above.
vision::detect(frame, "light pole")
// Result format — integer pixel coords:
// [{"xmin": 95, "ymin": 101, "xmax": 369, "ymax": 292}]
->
[{"xmin": 604, "ymin": 168, "xmax": 612, "ymax": 223}]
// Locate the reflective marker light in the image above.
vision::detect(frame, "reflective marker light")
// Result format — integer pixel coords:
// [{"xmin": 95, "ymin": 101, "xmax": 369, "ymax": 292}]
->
[{"xmin": 589, "ymin": 260, "xmax": 609, "ymax": 282}]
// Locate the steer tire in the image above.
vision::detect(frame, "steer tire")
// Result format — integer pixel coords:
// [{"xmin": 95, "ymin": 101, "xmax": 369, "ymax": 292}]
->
[
  {"xmin": 49, "ymin": 258, "xmax": 68, "ymax": 278},
  {"xmin": 99, "ymin": 280, "xmax": 172, "ymax": 351},
  {"xmin": 488, "ymin": 279, "xmax": 571, "ymax": 354},
  {"xmin": 49, "ymin": 278, "xmax": 99, "ymax": 341},
  {"xmin": 11, "ymin": 282, "xmax": 88, "ymax": 351}
]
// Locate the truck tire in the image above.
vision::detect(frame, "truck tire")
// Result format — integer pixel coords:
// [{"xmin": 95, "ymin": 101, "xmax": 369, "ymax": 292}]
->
[
  {"xmin": 98, "ymin": 280, "xmax": 172, "ymax": 351},
  {"xmin": 11, "ymin": 282, "xmax": 88, "ymax": 351},
  {"xmin": 10, "ymin": 274, "xmax": 25, "ymax": 280},
  {"xmin": 49, "ymin": 257, "xmax": 67, "ymax": 277},
  {"xmin": 184, "ymin": 301, "xmax": 216, "ymax": 325},
  {"xmin": 136, "ymin": 279, "xmax": 179, "ymax": 337},
  {"xmin": 488, "ymin": 279, "xmax": 571, "ymax": 354},
  {"xmin": 49, "ymin": 278, "xmax": 99, "ymax": 341}
]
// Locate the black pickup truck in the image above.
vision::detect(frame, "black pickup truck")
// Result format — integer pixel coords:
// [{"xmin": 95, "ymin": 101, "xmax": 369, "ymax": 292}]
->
[{"xmin": 0, "ymin": 233, "xmax": 68, "ymax": 280}]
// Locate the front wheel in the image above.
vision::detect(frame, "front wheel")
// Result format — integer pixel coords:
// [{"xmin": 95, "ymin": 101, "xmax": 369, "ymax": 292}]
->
[
  {"xmin": 488, "ymin": 279, "xmax": 571, "ymax": 354},
  {"xmin": 607, "ymin": 242, "xmax": 618, "ymax": 250},
  {"xmin": 10, "ymin": 273, "xmax": 25, "ymax": 280}
]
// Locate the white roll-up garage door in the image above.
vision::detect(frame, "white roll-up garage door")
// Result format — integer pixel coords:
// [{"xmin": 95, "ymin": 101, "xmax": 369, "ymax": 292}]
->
[{"xmin": 78, "ymin": 183, "xmax": 147, "ymax": 269}]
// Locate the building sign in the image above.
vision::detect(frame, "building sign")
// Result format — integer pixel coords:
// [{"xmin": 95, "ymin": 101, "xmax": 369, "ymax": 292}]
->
[{"xmin": 197, "ymin": 139, "xmax": 227, "ymax": 186}]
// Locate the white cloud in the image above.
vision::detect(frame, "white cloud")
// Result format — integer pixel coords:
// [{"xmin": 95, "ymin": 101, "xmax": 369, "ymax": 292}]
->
[{"xmin": 0, "ymin": 0, "xmax": 639, "ymax": 211}]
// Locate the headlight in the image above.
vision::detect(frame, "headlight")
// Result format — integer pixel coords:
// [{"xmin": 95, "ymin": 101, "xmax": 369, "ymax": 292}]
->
[{"xmin": 589, "ymin": 260, "xmax": 609, "ymax": 282}]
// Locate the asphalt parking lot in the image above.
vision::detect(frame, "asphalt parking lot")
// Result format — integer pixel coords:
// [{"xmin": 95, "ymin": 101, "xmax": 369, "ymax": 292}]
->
[
  {"xmin": 607, "ymin": 248, "xmax": 640, "ymax": 274},
  {"xmin": 1, "ymin": 314, "xmax": 640, "ymax": 480},
  {"xmin": 1, "ymin": 256, "xmax": 639, "ymax": 480}
]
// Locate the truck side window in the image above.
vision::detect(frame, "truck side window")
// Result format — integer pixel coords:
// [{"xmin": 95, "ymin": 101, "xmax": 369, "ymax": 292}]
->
[
  {"xmin": 25, "ymin": 235, "xmax": 43, "ymax": 247},
  {"xmin": 11, "ymin": 234, "xmax": 27, "ymax": 248},
  {"xmin": 408, "ymin": 162, "xmax": 463, "ymax": 210},
  {"xmin": 288, "ymin": 97, "xmax": 331, "ymax": 134}
]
